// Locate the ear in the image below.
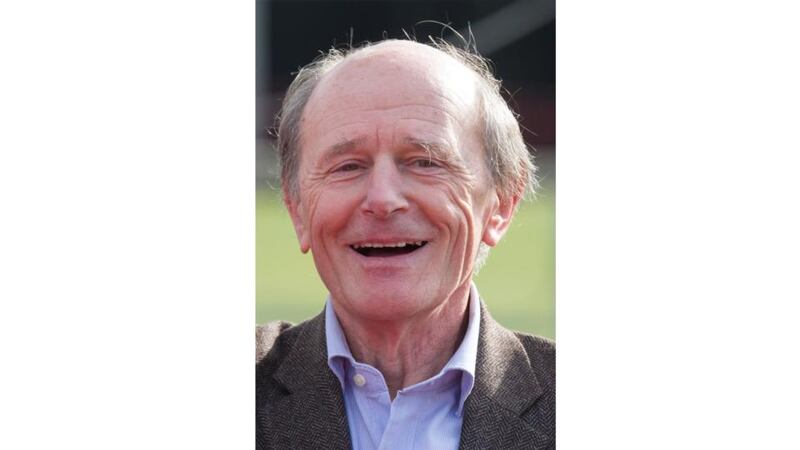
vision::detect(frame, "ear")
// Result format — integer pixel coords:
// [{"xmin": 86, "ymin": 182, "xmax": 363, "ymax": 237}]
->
[
  {"xmin": 283, "ymin": 190, "xmax": 311, "ymax": 254},
  {"xmin": 481, "ymin": 192, "xmax": 520, "ymax": 247}
]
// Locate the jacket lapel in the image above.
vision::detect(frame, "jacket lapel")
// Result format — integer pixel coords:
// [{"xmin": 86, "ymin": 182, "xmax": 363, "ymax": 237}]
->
[
  {"xmin": 459, "ymin": 303, "xmax": 553, "ymax": 449},
  {"xmin": 268, "ymin": 312, "xmax": 352, "ymax": 449}
]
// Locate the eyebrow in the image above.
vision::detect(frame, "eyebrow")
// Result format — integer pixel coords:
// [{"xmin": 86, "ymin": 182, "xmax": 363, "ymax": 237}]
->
[
  {"xmin": 404, "ymin": 138, "xmax": 464, "ymax": 165},
  {"xmin": 318, "ymin": 137, "xmax": 464, "ymax": 166},
  {"xmin": 319, "ymin": 138, "xmax": 367, "ymax": 166}
]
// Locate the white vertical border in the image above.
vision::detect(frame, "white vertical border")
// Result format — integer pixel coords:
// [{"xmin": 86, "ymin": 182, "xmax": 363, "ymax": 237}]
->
[
  {"xmin": 0, "ymin": 1, "xmax": 254, "ymax": 448},
  {"xmin": 558, "ymin": 0, "xmax": 800, "ymax": 448}
]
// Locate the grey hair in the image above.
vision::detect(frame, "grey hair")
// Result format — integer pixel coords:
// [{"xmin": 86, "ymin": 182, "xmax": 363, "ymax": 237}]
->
[{"xmin": 275, "ymin": 38, "xmax": 537, "ymax": 269}]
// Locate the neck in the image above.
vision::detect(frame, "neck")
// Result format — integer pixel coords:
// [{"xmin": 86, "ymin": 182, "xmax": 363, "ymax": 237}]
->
[{"xmin": 333, "ymin": 284, "xmax": 471, "ymax": 399}]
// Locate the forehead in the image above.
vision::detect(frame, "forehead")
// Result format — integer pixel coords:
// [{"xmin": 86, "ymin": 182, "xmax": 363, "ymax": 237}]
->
[{"xmin": 299, "ymin": 43, "xmax": 481, "ymax": 152}]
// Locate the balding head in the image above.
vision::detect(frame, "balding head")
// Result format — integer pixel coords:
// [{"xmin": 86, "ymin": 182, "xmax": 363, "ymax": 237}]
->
[
  {"xmin": 312, "ymin": 40, "xmax": 480, "ymax": 100},
  {"xmin": 304, "ymin": 40, "xmax": 480, "ymax": 125}
]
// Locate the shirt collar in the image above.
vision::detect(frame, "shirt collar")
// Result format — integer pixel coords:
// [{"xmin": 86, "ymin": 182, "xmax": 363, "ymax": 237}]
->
[{"xmin": 325, "ymin": 283, "xmax": 482, "ymax": 416}]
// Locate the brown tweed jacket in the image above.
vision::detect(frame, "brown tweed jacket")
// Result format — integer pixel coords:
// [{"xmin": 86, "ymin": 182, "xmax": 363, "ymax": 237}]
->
[{"xmin": 256, "ymin": 301, "xmax": 555, "ymax": 449}]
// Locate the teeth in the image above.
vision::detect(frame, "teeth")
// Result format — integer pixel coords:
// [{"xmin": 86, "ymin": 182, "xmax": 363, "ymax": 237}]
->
[{"xmin": 353, "ymin": 241, "xmax": 424, "ymax": 249}]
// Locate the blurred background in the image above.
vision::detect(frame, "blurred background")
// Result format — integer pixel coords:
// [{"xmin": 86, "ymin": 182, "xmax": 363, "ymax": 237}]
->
[{"xmin": 256, "ymin": 0, "xmax": 555, "ymax": 339}]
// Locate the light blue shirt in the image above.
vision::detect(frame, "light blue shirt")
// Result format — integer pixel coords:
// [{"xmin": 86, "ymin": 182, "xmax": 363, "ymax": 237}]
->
[{"xmin": 325, "ymin": 284, "xmax": 481, "ymax": 450}]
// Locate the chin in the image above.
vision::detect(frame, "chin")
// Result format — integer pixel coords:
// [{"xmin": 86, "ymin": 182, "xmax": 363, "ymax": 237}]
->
[{"xmin": 339, "ymin": 283, "xmax": 435, "ymax": 321}]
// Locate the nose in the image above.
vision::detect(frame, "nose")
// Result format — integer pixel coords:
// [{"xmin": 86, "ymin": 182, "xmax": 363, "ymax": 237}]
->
[{"xmin": 361, "ymin": 158, "xmax": 408, "ymax": 218}]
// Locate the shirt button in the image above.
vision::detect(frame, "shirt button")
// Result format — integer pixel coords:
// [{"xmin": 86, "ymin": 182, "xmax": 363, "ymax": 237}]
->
[{"xmin": 353, "ymin": 373, "xmax": 366, "ymax": 387}]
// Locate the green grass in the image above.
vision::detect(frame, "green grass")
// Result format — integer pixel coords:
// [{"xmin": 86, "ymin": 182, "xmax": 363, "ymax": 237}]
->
[{"xmin": 256, "ymin": 188, "xmax": 554, "ymax": 339}]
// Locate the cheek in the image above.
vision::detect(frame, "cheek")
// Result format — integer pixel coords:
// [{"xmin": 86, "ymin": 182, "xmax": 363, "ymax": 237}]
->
[
  {"xmin": 418, "ymin": 181, "xmax": 479, "ymax": 241},
  {"xmin": 305, "ymin": 184, "xmax": 360, "ymax": 239},
  {"xmin": 436, "ymin": 177, "xmax": 496, "ymax": 250}
]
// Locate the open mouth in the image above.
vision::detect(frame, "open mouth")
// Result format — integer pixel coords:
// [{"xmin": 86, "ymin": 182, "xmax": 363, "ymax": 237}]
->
[{"xmin": 351, "ymin": 241, "xmax": 428, "ymax": 257}]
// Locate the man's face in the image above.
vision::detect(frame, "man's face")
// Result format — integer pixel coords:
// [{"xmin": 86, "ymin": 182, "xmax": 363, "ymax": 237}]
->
[{"xmin": 286, "ymin": 43, "xmax": 516, "ymax": 322}]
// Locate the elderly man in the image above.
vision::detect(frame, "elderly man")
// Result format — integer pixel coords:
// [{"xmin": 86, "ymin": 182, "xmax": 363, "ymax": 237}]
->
[{"xmin": 257, "ymin": 39, "xmax": 554, "ymax": 449}]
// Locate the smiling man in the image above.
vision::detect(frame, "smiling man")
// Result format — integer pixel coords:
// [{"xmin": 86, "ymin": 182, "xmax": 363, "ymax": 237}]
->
[{"xmin": 256, "ymin": 39, "xmax": 555, "ymax": 450}]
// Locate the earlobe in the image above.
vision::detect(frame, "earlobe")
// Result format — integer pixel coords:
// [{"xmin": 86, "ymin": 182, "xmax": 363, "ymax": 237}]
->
[
  {"xmin": 482, "ymin": 193, "xmax": 520, "ymax": 247},
  {"xmin": 284, "ymin": 192, "xmax": 311, "ymax": 254}
]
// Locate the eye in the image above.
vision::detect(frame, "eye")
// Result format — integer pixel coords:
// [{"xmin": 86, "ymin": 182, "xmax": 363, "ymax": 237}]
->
[
  {"xmin": 334, "ymin": 162, "xmax": 362, "ymax": 172},
  {"xmin": 412, "ymin": 158, "xmax": 440, "ymax": 169}
]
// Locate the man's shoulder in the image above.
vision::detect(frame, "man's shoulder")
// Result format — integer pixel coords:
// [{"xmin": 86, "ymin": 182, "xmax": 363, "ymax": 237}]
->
[
  {"xmin": 255, "ymin": 313, "xmax": 327, "ymax": 377},
  {"xmin": 502, "ymin": 330, "xmax": 555, "ymax": 442},
  {"xmin": 255, "ymin": 317, "xmax": 324, "ymax": 407},
  {"xmin": 465, "ymin": 316, "xmax": 555, "ymax": 448},
  {"xmin": 476, "ymin": 302, "xmax": 555, "ymax": 394},
  {"xmin": 512, "ymin": 331, "xmax": 555, "ymax": 361},
  {"xmin": 255, "ymin": 315, "xmax": 350, "ymax": 449},
  {"xmin": 256, "ymin": 321, "xmax": 295, "ymax": 363},
  {"xmin": 510, "ymin": 331, "xmax": 555, "ymax": 387},
  {"xmin": 255, "ymin": 318, "xmax": 320, "ymax": 364}
]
